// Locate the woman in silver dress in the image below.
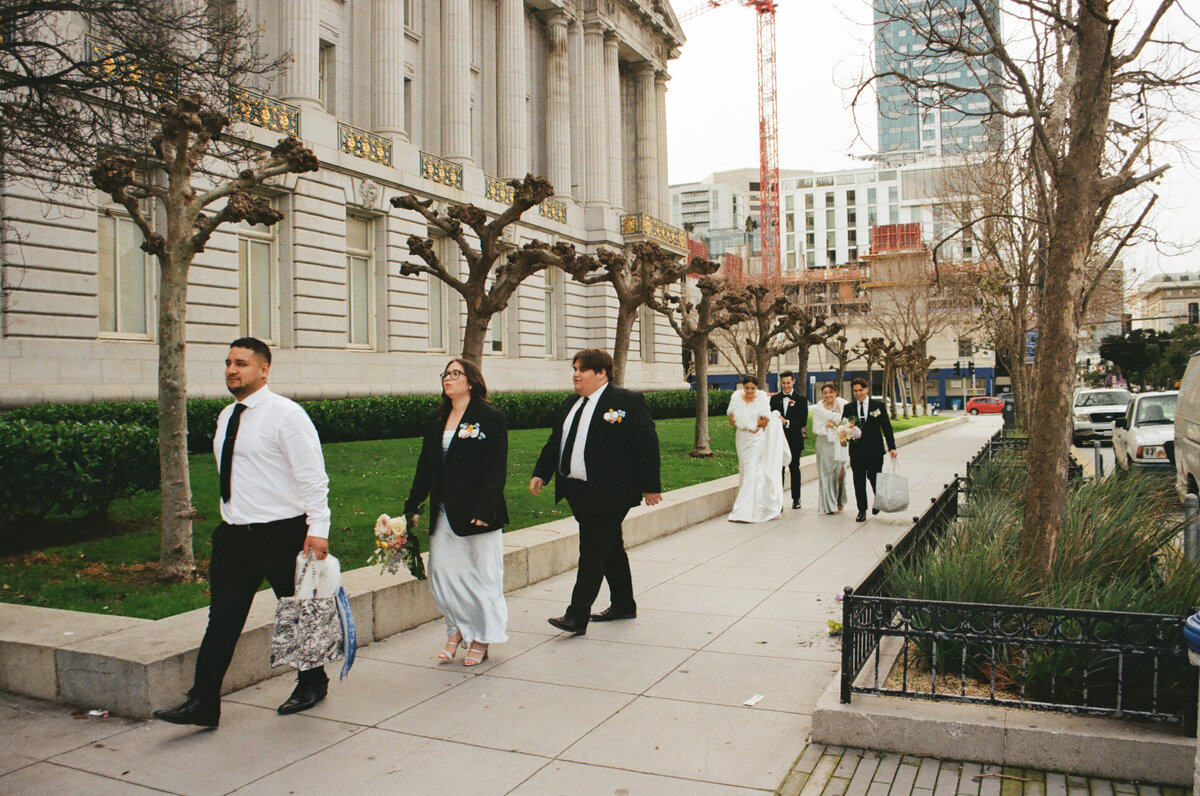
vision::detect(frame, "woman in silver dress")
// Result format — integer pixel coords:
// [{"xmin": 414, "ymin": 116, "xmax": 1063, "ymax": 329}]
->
[{"xmin": 811, "ymin": 382, "xmax": 848, "ymax": 515}]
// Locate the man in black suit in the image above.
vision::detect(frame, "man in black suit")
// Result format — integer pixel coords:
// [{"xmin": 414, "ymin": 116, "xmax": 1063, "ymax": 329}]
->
[
  {"xmin": 530, "ymin": 349, "xmax": 663, "ymax": 635},
  {"xmin": 769, "ymin": 371, "xmax": 807, "ymax": 509},
  {"xmin": 842, "ymin": 376, "xmax": 897, "ymax": 522}
]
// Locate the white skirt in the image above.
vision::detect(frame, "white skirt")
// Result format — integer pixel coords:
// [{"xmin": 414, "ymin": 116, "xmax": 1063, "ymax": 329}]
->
[{"xmin": 428, "ymin": 508, "xmax": 508, "ymax": 645}]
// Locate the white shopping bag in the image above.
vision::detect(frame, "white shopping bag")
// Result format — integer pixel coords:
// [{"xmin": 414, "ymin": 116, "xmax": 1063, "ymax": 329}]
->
[{"xmin": 873, "ymin": 457, "xmax": 909, "ymax": 513}]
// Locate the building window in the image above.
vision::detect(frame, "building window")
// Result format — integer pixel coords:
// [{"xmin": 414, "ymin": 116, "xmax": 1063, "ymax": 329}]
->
[
  {"xmin": 785, "ymin": 213, "xmax": 794, "ymax": 233},
  {"xmin": 785, "ymin": 194, "xmax": 794, "ymax": 211},
  {"xmin": 825, "ymin": 192, "xmax": 835, "ymax": 208},
  {"xmin": 490, "ymin": 308, "xmax": 506, "ymax": 353},
  {"xmin": 806, "ymin": 250, "xmax": 816, "ymax": 268},
  {"xmin": 403, "ymin": 77, "xmax": 413, "ymax": 138},
  {"xmin": 98, "ymin": 209, "xmax": 151, "ymax": 336},
  {"xmin": 847, "ymin": 207, "xmax": 856, "ymax": 226},
  {"xmin": 806, "ymin": 231, "xmax": 815, "ymax": 248},
  {"xmin": 346, "ymin": 215, "xmax": 374, "ymax": 347},
  {"xmin": 804, "ymin": 193, "xmax": 814, "ymax": 210},
  {"xmin": 958, "ymin": 338, "xmax": 974, "ymax": 358},
  {"xmin": 707, "ymin": 346, "xmax": 719, "ymax": 366},
  {"xmin": 319, "ymin": 41, "xmax": 335, "ymax": 114},
  {"xmin": 428, "ymin": 274, "xmax": 446, "ymax": 351},
  {"xmin": 238, "ymin": 214, "xmax": 277, "ymax": 342},
  {"xmin": 825, "ymin": 209, "xmax": 835, "ymax": 229},
  {"xmin": 847, "ymin": 190, "xmax": 856, "ymax": 205},
  {"xmin": 786, "ymin": 251, "xmax": 797, "ymax": 270},
  {"xmin": 543, "ymin": 268, "xmax": 562, "ymax": 358}
]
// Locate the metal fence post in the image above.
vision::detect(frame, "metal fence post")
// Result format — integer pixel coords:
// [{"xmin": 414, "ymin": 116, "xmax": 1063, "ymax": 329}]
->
[
  {"xmin": 1093, "ymin": 441, "xmax": 1103, "ymax": 479},
  {"xmin": 1185, "ymin": 494, "xmax": 1199, "ymax": 563}
]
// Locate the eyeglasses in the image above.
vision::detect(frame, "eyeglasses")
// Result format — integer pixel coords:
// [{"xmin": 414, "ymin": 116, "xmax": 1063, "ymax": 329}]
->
[{"xmin": 440, "ymin": 370, "xmax": 465, "ymax": 381}]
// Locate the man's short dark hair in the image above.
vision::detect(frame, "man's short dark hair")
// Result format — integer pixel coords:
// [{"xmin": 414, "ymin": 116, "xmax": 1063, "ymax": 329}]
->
[
  {"xmin": 230, "ymin": 337, "xmax": 272, "ymax": 365},
  {"xmin": 572, "ymin": 348, "xmax": 614, "ymax": 382},
  {"xmin": 780, "ymin": 371, "xmax": 795, "ymax": 381},
  {"xmin": 850, "ymin": 376, "xmax": 868, "ymax": 390}
]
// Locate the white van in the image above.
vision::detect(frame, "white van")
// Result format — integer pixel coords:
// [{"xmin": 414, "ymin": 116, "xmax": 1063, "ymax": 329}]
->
[{"xmin": 1174, "ymin": 351, "xmax": 1200, "ymax": 498}]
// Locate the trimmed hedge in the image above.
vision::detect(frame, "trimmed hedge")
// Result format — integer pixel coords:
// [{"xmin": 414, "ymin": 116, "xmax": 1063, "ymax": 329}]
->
[
  {"xmin": 0, "ymin": 419, "xmax": 159, "ymax": 526},
  {"xmin": 3, "ymin": 388, "xmax": 735, "ymax": 453}
]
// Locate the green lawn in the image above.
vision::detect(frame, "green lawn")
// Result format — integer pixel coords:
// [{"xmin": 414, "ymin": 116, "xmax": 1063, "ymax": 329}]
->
[{"xmin": 0, "ymin": 413, "xmax": 945, "ymax": 618}]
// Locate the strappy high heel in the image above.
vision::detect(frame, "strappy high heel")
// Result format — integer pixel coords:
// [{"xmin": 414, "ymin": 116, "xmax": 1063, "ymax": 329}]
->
[
  {"xmin": 438, "ymin": 633, "xmax": 464, "ymax": 663},
  {"xmin": 463, "ymin": 641, "xmax": 489, "ymax": 667}
]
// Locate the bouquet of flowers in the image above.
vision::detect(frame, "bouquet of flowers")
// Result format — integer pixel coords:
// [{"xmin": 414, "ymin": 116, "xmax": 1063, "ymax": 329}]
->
[
  {"xmin": 836, "ymin": 418, "xmax": 862, "ymax": 447},
  {"xmin": 368, "ymin": 514, "xmax": 426, "ymax": 580}
]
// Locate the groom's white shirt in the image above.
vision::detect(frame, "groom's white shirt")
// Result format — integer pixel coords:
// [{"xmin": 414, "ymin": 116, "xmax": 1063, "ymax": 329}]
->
[{"xmin": 560, "ymin": 382, "xmax": 608, "ymax": 481}]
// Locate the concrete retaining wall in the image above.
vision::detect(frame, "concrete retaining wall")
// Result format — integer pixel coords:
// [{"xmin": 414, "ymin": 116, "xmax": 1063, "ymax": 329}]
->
[{"xmin": 0, "ymin": 417, "xmax": 963, "ymax": 718}]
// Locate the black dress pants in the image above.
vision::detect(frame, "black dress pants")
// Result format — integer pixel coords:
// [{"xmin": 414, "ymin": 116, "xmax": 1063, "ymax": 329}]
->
[
  {"xmin": 781, "ymin": 433, "xmax": 804, "ymax": 501},
  {"xmin": 190, "ymin": 516, "xmax": 327, "ymax": 703},
  {"xmin": 851, "ymin": 461, "xmax": 882, "ymax": 513},
  {"xmin": 563, "ymin": 482, "xmax": 635, "ymax": 623}
]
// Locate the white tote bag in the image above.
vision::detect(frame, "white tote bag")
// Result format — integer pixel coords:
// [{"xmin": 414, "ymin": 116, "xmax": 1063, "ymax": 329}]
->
[{"xmin": 873, "ymin": 457, "xmax": 909, "ymax": 513}]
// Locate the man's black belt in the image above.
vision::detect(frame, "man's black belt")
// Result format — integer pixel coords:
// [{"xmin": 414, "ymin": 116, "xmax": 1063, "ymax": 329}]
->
[{"xmin": 222, "ymin": 515, "xmax": 306, "ymax": 532}]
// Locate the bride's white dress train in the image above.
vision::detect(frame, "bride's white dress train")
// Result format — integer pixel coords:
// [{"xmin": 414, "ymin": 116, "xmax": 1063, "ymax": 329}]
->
[{"xmin": 727, "ymin": 392, "xmax": 791, "ymax": 523}]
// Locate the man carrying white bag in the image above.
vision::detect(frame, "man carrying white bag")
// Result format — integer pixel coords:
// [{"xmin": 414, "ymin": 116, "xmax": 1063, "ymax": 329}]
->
[{"xmin": 271, "ymin": 552, "xmax": 356, "ymax": 679}]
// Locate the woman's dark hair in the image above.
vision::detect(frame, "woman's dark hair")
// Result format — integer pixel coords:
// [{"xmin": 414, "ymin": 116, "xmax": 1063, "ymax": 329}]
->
[
  {"xmin": 437, "ymin": 358, "xmax": 490, "ymax": 420},
  {"xmin": 821, "ymin": 381, "xmax": 837, "ymax": 393},
  {"xmin": 742, "ymin": 375, "xmax": 759, "ymax": 387}
]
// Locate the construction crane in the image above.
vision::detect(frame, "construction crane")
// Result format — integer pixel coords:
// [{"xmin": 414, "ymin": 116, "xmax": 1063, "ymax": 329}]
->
[{"xmin": 678, "ymin": 0, "xmax": 781, "ymax": 292}]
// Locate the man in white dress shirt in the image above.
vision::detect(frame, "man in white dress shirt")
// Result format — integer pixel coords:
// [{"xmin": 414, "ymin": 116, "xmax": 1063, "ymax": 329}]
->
[{"xmin": 154, "ymin": 338, "xmax": 332, "ymax": 728}]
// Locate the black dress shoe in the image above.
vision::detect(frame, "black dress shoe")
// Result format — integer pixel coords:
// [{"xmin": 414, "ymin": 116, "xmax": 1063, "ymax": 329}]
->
[
  {"xmin": 590, "ymin": 606, "xmax": 637, "ymax": 622},
  {"xmin": 277, "ymin": 681, "xmax": 327, "ymax": 715},
  {"xmin": 547, "ymin": 615, "xmax": 587, "ymax": 635},
  {"xmin": 153, "ymin": 697, "xmax": 219, "ymax": 728},
  {"xmin": 855, "ymin": 512, "xmax": 867, "ymax": 522},
  {"xmin": 872, "ymin": 508, "xmax": 880, "ymax": 515},
  {"xmin": 792, "ymin": 500, "xmax": 801, "ymax": 510}
]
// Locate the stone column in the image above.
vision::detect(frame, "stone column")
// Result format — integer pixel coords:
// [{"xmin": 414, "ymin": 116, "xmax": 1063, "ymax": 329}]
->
[
  {"xmin": 441, "ymin": 0, "xmax": 473, "ymax": 164},
  {"xmin": 604, "ymin": 32, "xmax": 623, "ymax": 212},
  {"xmin": 373, "ymin": 0, "xmax": 406, "ymax": 139},
  {"xmin": 634, "ymin": 61, "xmax": 658, "ymax": 216},
  {"xmin": 545, "ymin": 12, "xmax": 572, "ymax": 197},
  {"xmin": 279, "ymin": 0, "xmax": 320, "ymax": 109},
  {"xmin": 583, "ymin": 20, "xmax": 608, "ymax": 208},
  {"xmin": 496, "ymin": 0, "xmax": 527, "ymax": 178},
  {"xmin": 656, "ymin": 71, "xmax": 670, "ymax": 219},
  {"xmin": 568, "ymin": 17, "xmax": 585, "ymax": 202}
]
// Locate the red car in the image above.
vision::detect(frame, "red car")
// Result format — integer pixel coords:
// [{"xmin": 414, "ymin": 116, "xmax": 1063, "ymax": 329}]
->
[{"xmin": 965, "ymin": 396, "xmax": 1004, "ymax": 415}]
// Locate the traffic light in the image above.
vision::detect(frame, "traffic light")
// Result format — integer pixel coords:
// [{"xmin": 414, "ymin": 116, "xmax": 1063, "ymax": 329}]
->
[
  {"xmin": 967, "ymin": 361, "xmax": 975, "ymax": 378},
  {"xmin": 953, "ymin": 361, "xmax": 961, "ymax": 377}
]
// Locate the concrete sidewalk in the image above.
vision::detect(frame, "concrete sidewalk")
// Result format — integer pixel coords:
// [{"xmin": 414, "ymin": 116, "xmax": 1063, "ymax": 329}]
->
[{"xmin": 0, "ymin": 415, "xmax": 1174, "ymax": 795}]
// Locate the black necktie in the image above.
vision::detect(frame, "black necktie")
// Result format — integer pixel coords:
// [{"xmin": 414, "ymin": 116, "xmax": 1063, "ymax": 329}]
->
[
  {"xmin": 220, "ymin": 403, "xmax": 247, "ymax": 503},
  {"xmin": 558, "ymin": 396, "xmax": 588, "ymax": 478},
  {"xmin": 860, "ymin": 401, "xmax": 866, "ymax": 421}
]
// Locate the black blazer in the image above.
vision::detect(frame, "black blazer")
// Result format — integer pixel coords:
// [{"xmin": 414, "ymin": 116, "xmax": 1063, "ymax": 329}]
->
[
  {"xmin": 769, "ymin": 391, "xmax": 808, "ymax": 443},
  {"xmin": 532, "ymin": 384, "xmax": 663, "ymax": 508},
  {"xmin": 404, "ymin": 398, "xmax": 509, "ymax": 536},
  {"xmin": 842, "ymin": 398, "xmax": 897, "ymax": 467}
]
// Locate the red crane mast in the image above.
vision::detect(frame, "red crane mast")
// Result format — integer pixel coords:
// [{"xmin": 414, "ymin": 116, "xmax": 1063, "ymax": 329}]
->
[{"xmin": 678, "ymin": 0, "xmax": 781, "ymax": 292}]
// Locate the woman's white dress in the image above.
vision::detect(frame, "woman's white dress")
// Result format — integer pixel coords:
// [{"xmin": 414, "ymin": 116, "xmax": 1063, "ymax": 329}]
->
[
  {"xmin": 811, "ymin": 398, "xmax": 848, "ymax": 514},
  {"xmin": 429, "ymin": 430, "xmax": 508, "ymax": 645},
  {"xmin": 727, "ymin": 391, "xmax": 791, "ymax": 523}
]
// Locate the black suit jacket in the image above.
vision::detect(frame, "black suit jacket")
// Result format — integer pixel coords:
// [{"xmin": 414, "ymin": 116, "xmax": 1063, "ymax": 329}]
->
[
  {"xmin": 769, "ymin": 391, "xmax": 808, "ymax": 445},
  {"xmin": 532, "ymin": 385, "xmax": 662, "ymax": 508},
  {"xmin": 404, "ymin": 398, "xmax": 509, "ymax": 536},
  {"xmin": 842, "ymin": 398, "xmax": 897, "ymax": 468}
]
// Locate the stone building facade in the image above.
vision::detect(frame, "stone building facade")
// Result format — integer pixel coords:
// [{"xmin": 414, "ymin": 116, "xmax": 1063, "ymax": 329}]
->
[{"xmin": 0, "ymin": 0, "xmax": 688, "ymax": 406}]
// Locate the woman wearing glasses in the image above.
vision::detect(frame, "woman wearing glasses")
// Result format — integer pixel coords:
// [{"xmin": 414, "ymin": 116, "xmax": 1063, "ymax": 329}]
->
[{"xmin": 404, "ymin": 359, "xmax": 509, "ymax": 666}]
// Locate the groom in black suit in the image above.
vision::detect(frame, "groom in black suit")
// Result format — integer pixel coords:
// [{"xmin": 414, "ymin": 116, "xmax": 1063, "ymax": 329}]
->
[
  {"xmin": 530, "ymin": 349, "xmax": 662, "ymax": 635},
  {"xmin": 769, "ymin": 371, "xmax": 807, "ymax": 509},
  {"xmin": 842, "ymin": 376, "xmax": 897, "ymax": 522}
]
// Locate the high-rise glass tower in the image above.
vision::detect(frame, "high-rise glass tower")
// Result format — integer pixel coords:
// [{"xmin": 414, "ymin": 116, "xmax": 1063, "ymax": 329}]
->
[{"xmin": 874, "ymin": 0, "xmax": 1001, "ymax": 160}]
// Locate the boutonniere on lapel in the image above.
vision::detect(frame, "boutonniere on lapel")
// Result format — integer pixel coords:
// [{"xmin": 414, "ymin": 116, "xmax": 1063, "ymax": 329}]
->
[
  {"xmin": 457, "ymin": 422, "xmax": 486, "ymax": 439},
  {"xmin": 603, "ymin": 408, "xmax": 626, "ymax": 423},
  {"xmin": 870, "ymin": 409, "xmax": 881, "ymax": 418}
]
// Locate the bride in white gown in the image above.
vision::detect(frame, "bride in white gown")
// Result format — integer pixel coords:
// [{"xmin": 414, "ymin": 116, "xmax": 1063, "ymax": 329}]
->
[{"xmin": 727, "ymin": 377, "xmax": 791, "ymax": 523}]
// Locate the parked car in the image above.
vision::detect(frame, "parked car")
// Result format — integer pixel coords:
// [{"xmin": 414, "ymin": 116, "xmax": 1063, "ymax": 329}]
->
[
  {"xmin": 1176, "ymin": 352, "xmax": 1200, "ymax": 498},
  {"xmin": 1113, "ymin": 391, "xmax": 1177, "ymax": 470},
  {"xmin": 965, "ymin": 396, "xmax": 1004, "ymax": 415},
  {"xmin": 1072, "ymin": 388, "xmax": 1133, "ymax": 445}
]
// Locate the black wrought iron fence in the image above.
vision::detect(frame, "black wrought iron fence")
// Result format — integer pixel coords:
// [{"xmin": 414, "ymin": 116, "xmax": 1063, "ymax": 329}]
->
[{"xmin": 839, "ymin": 431, "xmax": 1197, "ymax": 730}]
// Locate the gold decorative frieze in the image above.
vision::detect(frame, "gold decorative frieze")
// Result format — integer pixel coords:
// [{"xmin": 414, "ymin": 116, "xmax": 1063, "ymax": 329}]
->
[
  {"xmin": 539, "ymin": 198, "xmax": 567, "ymax": 224},
  {"xmin": 231, "ymin": 89, "xmax": 300, "ymax": 137},
  {"xmin": 86, "ymin": 34, "xmax": 169, "ymax": 90},
  {"xmin": 620, "ymin": 213, "xmax": 687, "ymax": 250},
  {"xmin": 420, "ymin": 151, "xmax": 463, "ymax": 189},
  {"xmin": 338, "ymin": 123, "xmax": 392, "ymax": 166},
  {"xmin": 485, "ymin": 175, "xmax": 515, "ymax": 204}
]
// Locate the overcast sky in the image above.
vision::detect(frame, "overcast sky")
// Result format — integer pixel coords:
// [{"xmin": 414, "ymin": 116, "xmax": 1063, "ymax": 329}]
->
[{"xmin": 664, "ymin": 0, "xmax": 1200, "ymax": 283}]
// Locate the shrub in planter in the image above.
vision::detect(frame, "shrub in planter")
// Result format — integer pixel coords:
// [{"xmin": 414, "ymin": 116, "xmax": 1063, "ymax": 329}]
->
[{"xmin": 0, "ymin": 419, "xmax": 158, "ymax": 526}]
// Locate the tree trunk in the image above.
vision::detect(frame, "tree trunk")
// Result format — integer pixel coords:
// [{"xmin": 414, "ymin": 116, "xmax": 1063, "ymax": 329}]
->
[
  {"xmin": 1020, "ymin": 3, "xmax": 1112, "ymax": 581},
  {"xmin": 754, "ymin": 346, "xmax": 770, "ymax": 386},
  {"xmin": 690, "ymin": 338, "xmax": 713, "ymax": 457},
  {"xmin": 795, "ymin": 344, "xmax": 810, "ymax": 400},
  {"xmin": 156, "ymin": 252, "xmax": 196, "ymax": 581},
  {"xmin": 611, "ymin": 302, "xmax": 638, "ymax": 386},
  {"xmin": 460, "ymin": 308, "xmax": 490, "ymax": 367}
]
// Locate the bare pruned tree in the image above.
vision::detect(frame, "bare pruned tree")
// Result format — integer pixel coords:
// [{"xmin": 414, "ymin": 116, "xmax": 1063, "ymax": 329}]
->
[
  {"xmin": 649, "ymin": 273, "xmax": 748, "ymax": 456},
  {"xmin": 859, "ymin": 0, "xmax": 1198, "ymax": 576},
  {"xmin": 390, "ymin": 175, "xmax": 573, "ymax": 367},
  {"xmin": 782, "ymin": 308, "xmax": 843, "ymax": 396},
  {"xmin": 822, "ymin": 333, "xmax": 855, "ymax": 393}
]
